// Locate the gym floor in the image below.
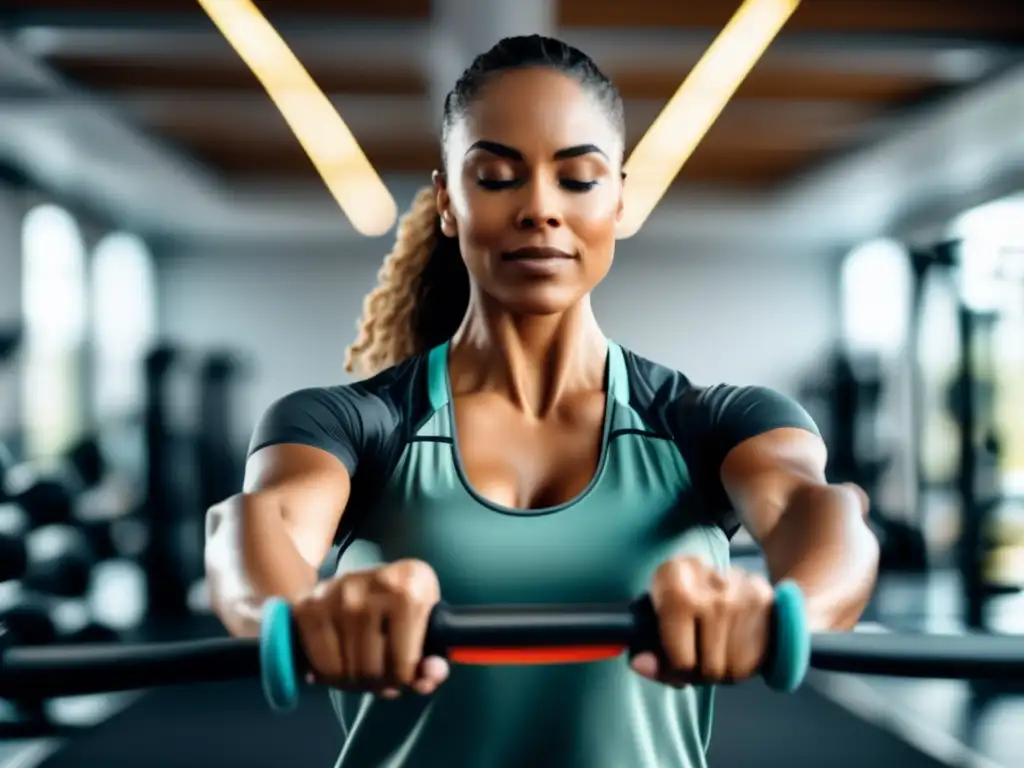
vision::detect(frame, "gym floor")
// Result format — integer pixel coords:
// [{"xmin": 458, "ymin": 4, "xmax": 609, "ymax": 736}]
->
[{"xmin": 1, "ymin": 564, "xmax": 1020, "ymax": 768}]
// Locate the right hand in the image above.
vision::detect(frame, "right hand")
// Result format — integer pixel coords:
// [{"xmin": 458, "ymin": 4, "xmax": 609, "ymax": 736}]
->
[{"xmin": 291, "ymin": 559, "xmax": 449, "ymax": 699}]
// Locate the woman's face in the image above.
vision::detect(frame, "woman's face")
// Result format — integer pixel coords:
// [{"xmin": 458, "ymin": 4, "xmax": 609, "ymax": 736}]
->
[{"xmin": 436, "ymin": 67, "xmax": 624, "ymax": 316}]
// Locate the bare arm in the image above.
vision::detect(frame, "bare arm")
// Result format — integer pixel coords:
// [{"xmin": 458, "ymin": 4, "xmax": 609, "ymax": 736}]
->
[
  {"xmin": 205, "ymin": 443, "xmax": 351, "ymax": 638},
  {"xmin": 720, "ymin": 428, "xmax": 880, "ymax": 632}
]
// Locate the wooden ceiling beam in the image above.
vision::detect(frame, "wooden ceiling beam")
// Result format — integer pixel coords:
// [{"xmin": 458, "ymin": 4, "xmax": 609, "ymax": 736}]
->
[
  {"xmin": 558, "ymin": 0, "xmax": 1024, "ymax": 37},
  {"xmin": 48, "ymin": 53, "xmax": 942, "ymax": 106},
  {"xmin": 49, "ymin": 57, "xmax": 429, "ymax": 97},
  {"xmin": 8, "ymin": 0, "xmax": 431, "ymax": 19}
]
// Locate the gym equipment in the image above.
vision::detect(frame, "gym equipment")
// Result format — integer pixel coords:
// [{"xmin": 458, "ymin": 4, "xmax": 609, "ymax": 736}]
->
[
  {"xmin": 21, "ymin": 525, "xmax": 98, "ymax": 599},
  {"xmin": 77, "ymin": 513, "xmax": 148, "ymax": 563},
  {"xmin": 800, "ymin": 349, "xmax": 927, "ymax": 573},
  {"xmin": 196, "ymin": 350, "xmax": 248, "ymax": 514},
  {"xmin": 0, "ymin": 324, "xmax": 21, "ymax": 363},
  {"xmin": 0, "ymin": 500, "xmax": 98, "ymax": 599},
  {"xmin": 0, "ymin": 443, "xmax": 12, "ymax": 481},
  {"xmin": 0, "ymin": 583, "xmax": 806, "ymax": 706},
  {"xmin": 141, "ymin": 344, "xmax": 198, "ymax": 622},
  {"xmin": 3, "ymin": 581, "xmax": 1024, "ymax": 716},
  {"xmin": 908, "ymin": 239, "xmax": 1021, "ymax": 628},
  {"xmin": 0, "ymin": 603, "xmax": 59, "ymax": 647},
  {"xmin": 1, "ymin": 478, "xmax": 74, "ymax": 528},
  {"xmin": 0, "ymin": 438, "xmax": 109, "ymax": 529},
  {"xmin": 0, "ymin": 529, "xmax": 27, "ymax": 582}
]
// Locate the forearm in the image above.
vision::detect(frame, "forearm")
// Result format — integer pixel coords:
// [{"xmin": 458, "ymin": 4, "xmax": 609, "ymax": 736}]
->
[
  {"xmin": 760, "ymin": 483, "xmax": 879, "ymax": 631},
  {"xmin": 205, "ymin": 493, "xmax": 319, "ymax": 638}
]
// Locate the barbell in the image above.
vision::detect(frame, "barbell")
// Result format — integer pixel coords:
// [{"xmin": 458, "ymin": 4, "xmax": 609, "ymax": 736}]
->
[{"xmin": 0, "ymin": 581, "xmax": 1021, "ymax": 713}]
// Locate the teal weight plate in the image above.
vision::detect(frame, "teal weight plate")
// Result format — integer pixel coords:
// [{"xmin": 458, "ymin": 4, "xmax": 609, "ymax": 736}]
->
[
  {"xmin": 260, "ymin": 597, "xmax": 300, "ymax": 712},
  {"xmin": 764, "ymin": 580, "xmax": 811, "ymax": 692}
]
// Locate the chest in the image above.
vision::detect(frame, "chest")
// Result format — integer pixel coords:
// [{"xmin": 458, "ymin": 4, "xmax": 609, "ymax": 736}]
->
[
  {"xmin": 356, "ymin": 405, "xmax": 727, "ymax": 606},
  {"xmin": 451, "ymin": 391, "xmax": 607, "ymax": 511}
]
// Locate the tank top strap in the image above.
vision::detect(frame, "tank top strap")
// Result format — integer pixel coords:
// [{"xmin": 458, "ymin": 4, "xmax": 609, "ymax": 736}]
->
[
  {"xmin": 426, "ymin": 341, "xmax": 451, "ymax": 412},
  {"xmin": 426, "ymin": 338, "xmax": 628, "ymax": 412}
]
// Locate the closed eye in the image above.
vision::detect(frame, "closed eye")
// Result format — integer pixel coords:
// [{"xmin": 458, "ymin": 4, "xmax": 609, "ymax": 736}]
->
[{"xmin": 477, "ymin": 179, "xmax": 600, "ymax": 192}]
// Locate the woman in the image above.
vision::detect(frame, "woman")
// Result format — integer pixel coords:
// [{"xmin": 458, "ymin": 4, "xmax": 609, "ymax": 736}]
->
[{"xmin": 205, "ymin": 35, "xmax": 879, "ymax": 768}]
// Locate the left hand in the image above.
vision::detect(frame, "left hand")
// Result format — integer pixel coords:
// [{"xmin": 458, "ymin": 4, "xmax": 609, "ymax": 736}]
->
[{"xmin": 631, "ymin": 556, "xmax": 776, "ymax": 687}]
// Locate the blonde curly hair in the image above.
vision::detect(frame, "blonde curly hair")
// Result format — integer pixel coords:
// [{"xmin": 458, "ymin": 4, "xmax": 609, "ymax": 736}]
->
[{"xmin": 345, "ymin": 187, "xmax": 468, "ymax": 377}]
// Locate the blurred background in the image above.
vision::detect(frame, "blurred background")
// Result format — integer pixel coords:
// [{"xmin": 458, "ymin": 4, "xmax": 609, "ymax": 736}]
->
[{"xmin": 0, "ymin": 1, "xmax": 1022, "ymax": 767}]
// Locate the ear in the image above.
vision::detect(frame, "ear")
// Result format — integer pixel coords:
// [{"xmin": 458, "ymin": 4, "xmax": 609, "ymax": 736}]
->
[
  {"xmin": 616, "ymin": 170, "xmax": 627, "ymax": 223},
  {"xmin": 432, "ymin": 170, "xmax": 458, "ymax": 238}
]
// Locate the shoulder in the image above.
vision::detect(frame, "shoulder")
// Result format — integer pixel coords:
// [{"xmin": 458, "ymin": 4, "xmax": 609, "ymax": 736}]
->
[
  {"xmin": 247, "ymin": 353, "xmax": 433, "ymax": 467},
  {"xmin": 260, "ymin": 355, "xmax": 423, "ymax": 426},
  {"xmin": 618, "ymin": 346, "xmax": 696, "ymax": 416},
  {"xmin": 617, "ymin": 345, "xmax": 818, "ymax": 439}
]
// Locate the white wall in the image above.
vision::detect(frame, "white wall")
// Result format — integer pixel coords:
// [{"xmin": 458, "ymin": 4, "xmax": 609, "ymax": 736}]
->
[{"xmin": 157, "ymin": 234, "xmax": 840, "ymax": 445}]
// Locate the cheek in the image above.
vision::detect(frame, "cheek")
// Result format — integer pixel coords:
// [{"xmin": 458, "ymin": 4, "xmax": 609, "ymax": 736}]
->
[
  {"xmin": 568, "ymin": 194, "xmax": 620, "ymax": 255},
  {"xmin": 453, "ymin": 190, "xmax": 511, "ymax": 247}
]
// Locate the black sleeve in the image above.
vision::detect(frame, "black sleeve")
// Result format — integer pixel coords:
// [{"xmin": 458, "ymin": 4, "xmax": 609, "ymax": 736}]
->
[
  {"xmin": 247, "ymin": 385, "xmax": 397, "ymax": 476},
  {"xmin": 671, "ymin": 385, "xmax": 820, "ymax": 537}
]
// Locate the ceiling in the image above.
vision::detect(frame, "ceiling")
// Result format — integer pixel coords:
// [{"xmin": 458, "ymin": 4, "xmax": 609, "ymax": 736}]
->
[
  {"xmin": 5, "ymin": 1, "xmax": 1023, "ymax": 191},
  {"xmin": 0, "ymin": 1, "xmax": 1021, "ymax": 243}
]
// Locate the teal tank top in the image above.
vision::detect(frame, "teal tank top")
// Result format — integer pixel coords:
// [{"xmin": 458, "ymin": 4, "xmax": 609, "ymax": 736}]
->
[{"xmin": 248, "ymin": 339, "xmax": 819, "ymax": 768}]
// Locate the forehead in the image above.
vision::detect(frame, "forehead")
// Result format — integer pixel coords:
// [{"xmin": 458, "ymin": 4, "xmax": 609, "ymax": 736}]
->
[{"xmin": 448, "ymin": 67, "xmax": 621, "ymax": 155}]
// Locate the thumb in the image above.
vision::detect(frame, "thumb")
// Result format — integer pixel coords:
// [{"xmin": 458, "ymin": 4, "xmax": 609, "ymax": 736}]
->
[{"xmin": 839, "ymin": 482, "xmax": 869, "ymax": 517}]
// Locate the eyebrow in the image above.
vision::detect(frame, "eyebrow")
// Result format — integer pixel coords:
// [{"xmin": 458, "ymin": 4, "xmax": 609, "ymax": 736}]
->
[{"xmin": 465, "ymin": 140, "xmax": 608, "ymax": 161}]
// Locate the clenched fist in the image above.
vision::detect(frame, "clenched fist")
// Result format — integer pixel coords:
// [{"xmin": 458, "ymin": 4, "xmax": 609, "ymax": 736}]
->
[
  {"xmin": 631, "ymin": 557, "xmax": 775, "ymax": 686},
  {"xmin": 290, "ymin": 559, "xmax": 449, "ymax": 699}
]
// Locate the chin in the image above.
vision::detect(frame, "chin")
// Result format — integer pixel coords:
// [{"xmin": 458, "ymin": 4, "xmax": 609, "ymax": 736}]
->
[{"xmin": 492, "ymin": 283, "xmax": 584, "ymax": 316}]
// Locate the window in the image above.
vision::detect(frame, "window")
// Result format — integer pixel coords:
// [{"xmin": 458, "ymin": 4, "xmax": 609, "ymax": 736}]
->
[
  {"xmin": 950, "ymin": 195, "xmax": 1024, "ymax": 493},
  {"xmin": 20, "ymin": 204, "xmax": 88, "ymax": 459},
  {"xmin": 840, "ymin": 238, "xmax": 913, "ymax": 357},
  {"xmin": 91, "ymin": 232, "xmax": 158, "ymax": 421},
  {"xmin": 951, "ymin": 195, "xmax": 1024, "ymax": 314}
]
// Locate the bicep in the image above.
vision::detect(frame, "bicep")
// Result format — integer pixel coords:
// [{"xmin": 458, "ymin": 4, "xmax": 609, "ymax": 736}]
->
[
  {"xmin": 669, "ymin": 383, "xmax": 823, "ymax": 536},
  {"xmin": 720, "ymin": 428, "xmax": 827, "ymax": 542},
  {"xmin": 242, "ymin": 443, "xmax": 351, "ymax": 568}
]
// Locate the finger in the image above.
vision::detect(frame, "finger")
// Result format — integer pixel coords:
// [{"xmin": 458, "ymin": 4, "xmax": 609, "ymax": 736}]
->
[
  {"xmin": 650, "ymin": 559, "xmax": 700, "ymax": 675},
  {"xmin": 412, "ymin": 655, "xmax": 450, "ymax": 695},
  {"xmin": 387, "ymin": 597, "xmax": 433, "ymax": 692},
  {"xmin": 340, "ymin": 611, "xmax": 368, "ymax": 688},
  {"xmin": 729, "ymin": 579, "xmax": 774, "ymax": 680},
  {"xmin": 698, "ymin": 595, "xmax": 729, "ymax": 683},
  {"xmin": 840, "ymin": 482, "xmax": 870, "ymax": 518},
  {"xmin": 630, "ymin": 652, "xmax": 659, "ymax": 681},
  {"xmin": 294, "ymin": 605, "xmax": 344, "ymax": 683},
  {"xmin": 337, "ymin": 581, "xmax": 366, "ymax": 688},
  {"xmin": 726, "ymin": 610, "xmax": 762, "ymax": 682},
  {"xmin": 657, "ymin": 600, "xmax": 698, "ymax": 677},
  {"xmin": 359, "ymin": 604, "xmax": 388, "ymax": 691}
]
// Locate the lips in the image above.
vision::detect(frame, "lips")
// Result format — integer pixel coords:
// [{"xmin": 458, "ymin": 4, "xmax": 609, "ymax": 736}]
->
[{"xmin": 501, "ymin": 246, "xmax": 576, "ymax": 261}]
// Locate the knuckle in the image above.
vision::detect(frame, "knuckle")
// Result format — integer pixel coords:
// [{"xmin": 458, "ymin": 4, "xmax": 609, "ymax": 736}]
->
[
  {"xmin": 379, "ymin": 559, "xmax": 439, "ymax": 605},
  {"xmin": 748, "ymin": 576, "xmax": 775, "ymax": 606},
  {"xmin": 654, "ymin": 557, "xmax": 691, "ymax": 585},
  {"xmin": 652, "ymin": 558, "xmax": 696, "ymax": 604},
  {"xmin": 337, "ymin": 576, "xmax": 367, "ymax": 613}
]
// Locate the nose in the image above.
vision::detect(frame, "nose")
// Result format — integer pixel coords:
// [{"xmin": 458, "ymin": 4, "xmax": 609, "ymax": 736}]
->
[{"xmin": 515, "ymin": 178, "xmax": 563, "ymax": 230}]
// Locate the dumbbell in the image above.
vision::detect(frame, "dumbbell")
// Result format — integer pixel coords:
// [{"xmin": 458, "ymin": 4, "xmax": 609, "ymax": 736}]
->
[
  {"xmin": 0, "ymin": 506, "xmax": 98, "ymax": 599},
  {"xmin": 0, "ymin": 439, "xmax": 108, "ymax": 529},
  {"xmin": 0, "ymin": 531, "xmax": 27, "ymax": 583},
  {"xmin": 1, "ymin": 469, "xmax": 75, "ymax": 530}
]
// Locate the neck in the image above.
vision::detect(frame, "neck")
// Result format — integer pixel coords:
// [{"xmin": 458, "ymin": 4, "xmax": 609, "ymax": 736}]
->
[{"xmin": 448, "ymin": 290, "xmax": 608, "ymax": 418}]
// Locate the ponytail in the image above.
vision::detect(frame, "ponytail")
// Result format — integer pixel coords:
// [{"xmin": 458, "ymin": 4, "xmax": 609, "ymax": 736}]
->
[{"xmin": 345, "ymin": 188, "xmax": 469, "ymax": 377}]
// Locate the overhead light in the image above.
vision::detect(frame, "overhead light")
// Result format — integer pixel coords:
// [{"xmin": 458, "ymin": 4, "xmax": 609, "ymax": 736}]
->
[
  {"xmin": 617, "ymin": 0, "xmax": 800, "ymax": 239},
  {"xmin": 197, "ymin": 0, "xmax": 397, "ymax": 236}
]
